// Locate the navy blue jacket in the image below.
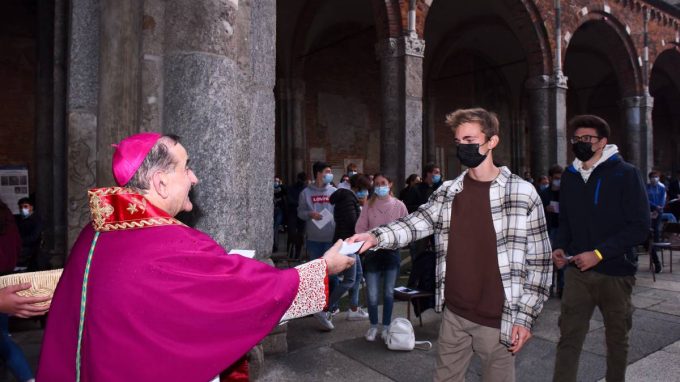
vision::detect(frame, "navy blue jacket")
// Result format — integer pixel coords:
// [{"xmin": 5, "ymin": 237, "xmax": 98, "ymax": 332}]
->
[{"xmin": 556, "ymin": 154, "xmax": 650, "ymax": 276}]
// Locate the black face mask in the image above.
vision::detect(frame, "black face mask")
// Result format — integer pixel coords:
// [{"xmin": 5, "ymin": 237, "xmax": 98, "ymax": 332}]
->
[
  {"xmin": 572, "ymin": 141, "xmax": 595, "ymax": 162},
  {"xmin": 457, "ymin": 143, "xmax": 488, "ymax": 168}
]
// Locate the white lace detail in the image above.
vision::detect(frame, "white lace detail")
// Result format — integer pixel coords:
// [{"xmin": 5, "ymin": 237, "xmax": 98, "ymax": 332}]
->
[{"xmin": 280, "ymin": 259, "xmax": 328, "ymax": 322}]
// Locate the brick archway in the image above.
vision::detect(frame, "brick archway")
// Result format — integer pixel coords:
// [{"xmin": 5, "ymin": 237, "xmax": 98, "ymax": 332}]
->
[
  {"xmin": 569, "ymin": 10, "xmax": 643, "ymax": 97},
  {"xmin": 650, "ymin": 45, "xmax": 680, "ymax": 170},
  {"xmin": 289, "ymin": 0, "xmax": 397, "ymax": 78}
]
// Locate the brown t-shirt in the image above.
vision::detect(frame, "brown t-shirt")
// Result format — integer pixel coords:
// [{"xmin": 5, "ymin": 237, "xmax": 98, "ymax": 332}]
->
[{"xmin": 445, "ymin": 174, "xmax": 504, "ymax": 328}]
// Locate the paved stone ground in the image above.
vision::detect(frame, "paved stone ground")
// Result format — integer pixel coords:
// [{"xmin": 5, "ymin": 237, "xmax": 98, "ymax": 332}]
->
[
  {"xmin": 2, "ymin": 253, "xmax": 679, "ymax": 381},
  {"xmin": 258, "ymin": 253, "xmax": 680, "ymax": 382}
]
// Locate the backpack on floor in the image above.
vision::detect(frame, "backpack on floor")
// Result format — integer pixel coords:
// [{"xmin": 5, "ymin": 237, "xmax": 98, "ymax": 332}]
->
[{"xmin": 385, "ymin": 317, "xmax": 432, "ymax": 351}]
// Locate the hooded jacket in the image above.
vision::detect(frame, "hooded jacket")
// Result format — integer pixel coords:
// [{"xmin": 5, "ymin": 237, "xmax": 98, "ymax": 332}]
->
[{"xmin": 556, "ymin": 148, "xmax": 650, "ymax": 276}]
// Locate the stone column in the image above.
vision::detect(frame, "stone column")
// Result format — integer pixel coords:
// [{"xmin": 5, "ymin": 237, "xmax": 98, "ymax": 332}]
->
[
  {"xmin": 276, "ymin": 78, "xmax": 306, "ymax": 182},
  {"xmin": 97, "ymin": 0, "xmax": 143, "ymax": 186},
  {"xmin": 425, "ymin": 96, "xmax": 437, "ymax": 165},
  {"xmin": 550, "ymin": 73, "xmax": 568, "ymax": 167},
  {"xmin": 163, "ymin": 0, "xmax": 277, "ymax": 258},
  {"xmin": 66, "ymin": 0, "xmax": 100, "ymax": 250},
  {"xmin": 376, "ymin": 33, "xmax": 425, "ymax": 190},
  {"xmin": 290, "ymin": 80, "xmax": 306, "ymax": 179},
  {"xmin": 35, "ymin": 0, "xmax": 69, "ymax": 263},
  {"xmin": 526, "ymin": 75, "xmax": 551, "ymax": 178},
  {"xmin": 622, "ymin": 96, "xmax": 642, "ymax": 170},
  {"xmin": 52, "ymin": 0, "xmax": 68, "ymax": 260},
  {"xmin": 35, "ymin": 0, "xmax": 55, "ymax": 257},
  {"xmin": 526, "ymin": 73, "xmax": 568, "ymax": 178},
  {"xmin": 640, "ymin": 94, "xmax": 654, "ymax": 174},
  {"xmin": 140, "ymin": 0, "xmax": 166, "ymax": 133}
]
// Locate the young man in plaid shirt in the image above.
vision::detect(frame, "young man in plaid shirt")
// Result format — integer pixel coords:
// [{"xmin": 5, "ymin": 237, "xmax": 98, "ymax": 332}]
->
[{"xmin": 350, "ymin": 108, "xmax": 552, "ymax": 381}]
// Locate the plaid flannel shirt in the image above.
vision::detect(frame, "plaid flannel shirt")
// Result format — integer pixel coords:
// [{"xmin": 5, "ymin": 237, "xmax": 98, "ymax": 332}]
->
[{"xmin": 371, "ymin": 167, "xmax": 552, "ymax": 346}]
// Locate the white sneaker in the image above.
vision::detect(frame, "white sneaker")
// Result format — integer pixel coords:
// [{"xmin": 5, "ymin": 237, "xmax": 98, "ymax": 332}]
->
[
  {"xmin": 365, "ymin": 326, "xmax": 378, "ymax": 341},
  {"xmin": 330, "ymin": 307, "xmax": 340, "ymax": 317},
  {"xmin": 381, "ymin": 325, "xmax": 390, "ymax": 341},
  {"xmin": 314, "ymin": 312, "xmax": 334, "ymax": 331},
  {"xmin": 347, "ymin": 307, "xmax": 369, "ymax": 321}
]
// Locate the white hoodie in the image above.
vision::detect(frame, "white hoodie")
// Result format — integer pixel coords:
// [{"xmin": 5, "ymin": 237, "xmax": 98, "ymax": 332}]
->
[{"xmin": 572, "ymin": 144, "xmax": 619, "ymax": 182}]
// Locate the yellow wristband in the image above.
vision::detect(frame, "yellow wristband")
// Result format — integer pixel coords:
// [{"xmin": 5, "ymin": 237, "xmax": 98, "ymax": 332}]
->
[{"xmin": 594, "ymin": 249, "xmax": 603, "ymax": 261}]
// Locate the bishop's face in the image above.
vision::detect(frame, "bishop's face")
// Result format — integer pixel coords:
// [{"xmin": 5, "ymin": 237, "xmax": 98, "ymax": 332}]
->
[{"xmin": 164, "ymin": 143, "xmax": 198, "ymax": 217}]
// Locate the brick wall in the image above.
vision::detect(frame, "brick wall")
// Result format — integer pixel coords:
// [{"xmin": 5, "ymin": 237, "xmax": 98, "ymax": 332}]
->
[
  {"xmin": 0, "ymin": 1, "xmax": 36, "ymax": 191},
  {"xmin": 302, "ymin": 24, "xmax": 383, "ymax": 176}
]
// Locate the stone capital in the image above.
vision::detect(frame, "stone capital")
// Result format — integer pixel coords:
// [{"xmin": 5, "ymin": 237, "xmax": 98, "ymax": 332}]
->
[
  {"xmin": 640, "ymin": 94, "xmax": 654, "ymax": 108},
  {"xmin": 375, "ymin": 38, "xmax": 399, "ymax": 59},
  {"xmin": 550, "ymin": 70, "xmax": 568, "ymax": 88},
  {"xmin": 526, "ymin": 72, "xmax": 568, "ymax": 90},
  {"xmin": 375, "ymin": 35, "xmax": 426, "ymax": 60},
  {"xmin": 403, "ymin": 34, "xmax": 425, "ymax": 57},
  {"xmin": 525, "ymin": 75, "xmax": 550, "ymax": 90},
  {"xmin": 621, "ymin": 96, "xmax": 642, "ymax": 109}
]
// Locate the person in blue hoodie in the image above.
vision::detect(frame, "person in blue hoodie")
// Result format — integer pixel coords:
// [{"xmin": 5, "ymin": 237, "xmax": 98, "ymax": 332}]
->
[{"xmin": 552, "ymin": 115, "xmax": 650, "ymax": 382}]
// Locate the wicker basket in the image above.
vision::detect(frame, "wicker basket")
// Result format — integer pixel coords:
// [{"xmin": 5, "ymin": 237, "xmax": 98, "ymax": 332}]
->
[{"xmin": 0, "ymin": 269, "xmax": 63, "ymax": 307}]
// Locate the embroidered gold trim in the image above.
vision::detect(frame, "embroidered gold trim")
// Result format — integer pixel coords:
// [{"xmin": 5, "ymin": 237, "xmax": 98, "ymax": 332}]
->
[
  {"xmin": 90, "ymin": 194, "xmax": 115, "ymax": 231},
  {"xmin": 88, "ymin": 187, "xmax": 184, "ymax": 232},
  {"xmin": 97, "ymin": 217, "xmax": 183, "ymax": 232}
]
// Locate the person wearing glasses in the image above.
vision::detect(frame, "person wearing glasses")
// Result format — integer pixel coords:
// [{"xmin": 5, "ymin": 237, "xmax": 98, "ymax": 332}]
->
[{"xmin": 552, "ymin": 115, "xmax": 649, "ymax": 382}]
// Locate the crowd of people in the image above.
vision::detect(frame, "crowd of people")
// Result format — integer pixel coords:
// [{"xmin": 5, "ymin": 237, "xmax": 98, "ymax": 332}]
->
[
  {"xmin": 271, "ymin": 109, "xmax": 655, "ymax": 381},
  {"xmin": 0, "ymin": 107, "xmax": 665, "ymax": 381}
]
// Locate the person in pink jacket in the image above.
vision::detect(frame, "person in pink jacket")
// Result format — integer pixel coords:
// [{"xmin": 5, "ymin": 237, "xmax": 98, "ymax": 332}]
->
[{"xmin": 355, "ymin": 173, "xmax": 408, "ymax": 341}]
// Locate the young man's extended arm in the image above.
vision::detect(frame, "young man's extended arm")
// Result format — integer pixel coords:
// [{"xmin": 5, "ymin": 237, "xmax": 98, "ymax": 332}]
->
[
  {"xmin": 515, "ymin": 191, "xmax": 553, "ymax": 331},
  {"xmin": 369, "ymin": 185, "xmax": 447, "ymax": 249}
]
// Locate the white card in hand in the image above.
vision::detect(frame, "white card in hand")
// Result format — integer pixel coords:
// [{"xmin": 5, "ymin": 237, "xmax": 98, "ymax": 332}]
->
[
  {"xmin": 228, "ymin": 249, "xmax": 256, "ymax": 258},
  {"xmin": 339, "ymin": 241, "xmax": 364, "ymax": 256}
]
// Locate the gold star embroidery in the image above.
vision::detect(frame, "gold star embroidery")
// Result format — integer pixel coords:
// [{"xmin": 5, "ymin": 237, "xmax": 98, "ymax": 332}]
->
[{"xmin": 126, "ymin": 203, "xmax": 138, "ymax": 214}]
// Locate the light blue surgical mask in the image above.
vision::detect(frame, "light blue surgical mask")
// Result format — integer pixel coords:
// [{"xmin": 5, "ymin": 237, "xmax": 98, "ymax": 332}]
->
[
  {"xmin": 348, "ymin": 171, "xmax": 357, "ymax": 177},
  {"xmin": 374, "ymin": 186, "xmax": 390, "ymax": 198},
  {"xmin": 432, "ymin": 174, "xmax": 441, "ymax": 184},
  {"xmin": 323, "ymin": 173, "xmax": 334, "ymax": 184},
  {"xmin": 356, "ymin": 190, "xmax": 369, "ymax": 199}
]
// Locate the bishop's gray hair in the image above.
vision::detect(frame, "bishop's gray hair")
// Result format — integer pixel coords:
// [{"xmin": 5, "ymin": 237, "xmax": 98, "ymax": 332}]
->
[{"xmin": 125, "ymin": 134, "xmax": 181, "ymax": 191}]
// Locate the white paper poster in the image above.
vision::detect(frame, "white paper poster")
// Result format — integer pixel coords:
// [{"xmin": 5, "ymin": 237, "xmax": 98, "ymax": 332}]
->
[{"xmin": 0, "ymin": 166, "xmax": 29, "ymax": 214}]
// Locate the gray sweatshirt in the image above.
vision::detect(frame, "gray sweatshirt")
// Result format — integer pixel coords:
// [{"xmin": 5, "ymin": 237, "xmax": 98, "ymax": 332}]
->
[{"xmin": 297, "ymin": 183, "xmax": 336, "ymax": 242}]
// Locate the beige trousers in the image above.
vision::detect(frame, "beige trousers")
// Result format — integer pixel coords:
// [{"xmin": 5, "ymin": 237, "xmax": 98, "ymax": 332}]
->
[{"xmin": 434, "ymin": 308, "xmax": 515, "ymax": 382}]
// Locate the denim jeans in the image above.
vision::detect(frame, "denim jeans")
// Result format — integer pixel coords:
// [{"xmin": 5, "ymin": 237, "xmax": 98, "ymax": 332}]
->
[
  {"xmin": 349, "ymin": 257, "xmax": 363, "ymax": 308},
  {"xmin": 364, "ymin": 250, "xmax": 400, "ymax": 326},
  {"xmin": 327, "ymin": 254, "xmax": 359, "ymax": 311},
  {"xmin": 307, "ymin": 240, "xmax": 339, "ymax": 302},
  {"xmin": 0, "ymin": 314, "xmax": 33, "ymax": 382},
  {"xmin": 273, "ymin": 207, "xmax": 284, "ymax": 250}
]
